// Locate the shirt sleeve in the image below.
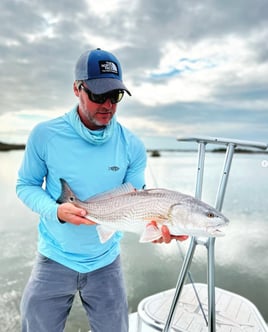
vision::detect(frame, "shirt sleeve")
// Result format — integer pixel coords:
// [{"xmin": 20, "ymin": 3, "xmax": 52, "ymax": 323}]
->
[{"xmin": 16, "ymin": 124, "xmax": 59, "ymax": 222}]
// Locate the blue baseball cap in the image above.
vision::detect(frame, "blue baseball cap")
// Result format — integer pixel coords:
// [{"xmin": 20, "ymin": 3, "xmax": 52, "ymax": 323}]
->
[{"xmin": 75, "ymin": 48, "xmax": 131, "ymax": 95}]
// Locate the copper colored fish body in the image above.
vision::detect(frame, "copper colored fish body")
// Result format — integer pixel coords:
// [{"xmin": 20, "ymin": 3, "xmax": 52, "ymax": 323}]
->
[{"xmin": 57, "ymin": 179, "xmax": 229, "ymax": 243}]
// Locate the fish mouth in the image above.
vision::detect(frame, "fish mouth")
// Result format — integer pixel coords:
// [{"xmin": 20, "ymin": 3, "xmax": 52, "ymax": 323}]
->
[{"xmin": 207, "ymin": 225, "xmax": 226, "ymax": 237}]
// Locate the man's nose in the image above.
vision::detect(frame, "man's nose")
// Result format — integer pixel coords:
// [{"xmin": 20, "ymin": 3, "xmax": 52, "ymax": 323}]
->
[{"xmin": 102, "ymin": 98, "xmax": 113, "ymax": 109}]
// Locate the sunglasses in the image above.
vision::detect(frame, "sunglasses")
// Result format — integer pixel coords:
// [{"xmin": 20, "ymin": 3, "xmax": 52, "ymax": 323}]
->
[{"xmin": 79, "ymin": 84, "xmax": 124, "ymax": 104}]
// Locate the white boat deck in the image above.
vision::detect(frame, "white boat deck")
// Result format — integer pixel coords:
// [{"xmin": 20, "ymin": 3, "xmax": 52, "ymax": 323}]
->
[{"xmin": 130, "ymin": 283, "xmax": 268, "ymax": 332}]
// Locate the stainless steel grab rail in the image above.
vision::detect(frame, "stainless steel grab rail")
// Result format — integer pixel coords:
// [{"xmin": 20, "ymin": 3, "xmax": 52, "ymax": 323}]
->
[{"xmin": 162, "ymin": 136, "xmax": 267, "ymax": 332}]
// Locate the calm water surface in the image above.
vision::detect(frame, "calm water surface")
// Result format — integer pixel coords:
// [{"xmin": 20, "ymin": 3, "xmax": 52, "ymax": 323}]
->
[{"xmin": 0, "ymin": 150, "xmax": 267, "ymax": 331}]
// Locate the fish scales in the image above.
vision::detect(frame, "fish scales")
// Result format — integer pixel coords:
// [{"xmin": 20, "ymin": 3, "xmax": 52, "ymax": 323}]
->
[{"xmin": 85, "ymin": 189, "xmax": 178, "ymax": 224}]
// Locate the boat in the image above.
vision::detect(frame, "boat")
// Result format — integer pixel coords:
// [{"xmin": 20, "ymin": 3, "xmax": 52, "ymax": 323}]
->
[
  {"xmin": 129, "ymin": 283, "xmax": 268, "ymax": 331},
  {"xmin": 128, "ymin": 136, "xmax": 268, "ymax": 332}
]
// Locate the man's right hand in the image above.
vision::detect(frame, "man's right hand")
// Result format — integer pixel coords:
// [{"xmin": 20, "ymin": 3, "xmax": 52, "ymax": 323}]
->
[{"xmin": 57, "ymin": 203, "xmax": 96, "ymax": 225}]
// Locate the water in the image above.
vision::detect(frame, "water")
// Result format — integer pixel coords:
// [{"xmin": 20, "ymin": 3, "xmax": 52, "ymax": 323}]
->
[{"xmin": 0, "ymin": 150, "xmax": 267, "ymax": 331}]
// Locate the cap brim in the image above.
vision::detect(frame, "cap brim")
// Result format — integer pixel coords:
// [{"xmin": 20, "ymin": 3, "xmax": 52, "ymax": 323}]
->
[{"xmin": 84, "ymin": 78, "xmax": 131, "ymax": 96}]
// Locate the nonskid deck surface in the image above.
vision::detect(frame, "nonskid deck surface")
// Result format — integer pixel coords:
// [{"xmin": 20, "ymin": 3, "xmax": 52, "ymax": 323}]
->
[{"xmin": 135, "ymin": 283, "xmax": 268, "ymax": 332}]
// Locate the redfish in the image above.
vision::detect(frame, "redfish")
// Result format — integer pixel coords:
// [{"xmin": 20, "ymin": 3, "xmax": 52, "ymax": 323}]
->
[{"xmin": 57, "ymin": 179, "xmax": 229, "ymax": 243}]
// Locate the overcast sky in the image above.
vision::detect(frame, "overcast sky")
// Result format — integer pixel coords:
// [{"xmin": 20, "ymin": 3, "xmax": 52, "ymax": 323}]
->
[{"xmin": 0, "ymin": 0, "xmax": 267, "ymax": 149}]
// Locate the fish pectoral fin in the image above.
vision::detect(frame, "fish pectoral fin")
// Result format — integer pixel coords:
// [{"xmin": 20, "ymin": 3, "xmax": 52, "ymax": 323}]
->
[
  {"xmin": 96, "ymin": 225, "xmax": 116, "ymax": 244},
  {"xmin": 139, "ymin": 223, "xmax": 162, "ymax": 243}
]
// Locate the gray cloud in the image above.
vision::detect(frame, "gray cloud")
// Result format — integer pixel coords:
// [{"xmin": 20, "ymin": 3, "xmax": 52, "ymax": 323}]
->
[{"xmin": 0, "ymin": 0, "xmax": 267, "ymax": 147}]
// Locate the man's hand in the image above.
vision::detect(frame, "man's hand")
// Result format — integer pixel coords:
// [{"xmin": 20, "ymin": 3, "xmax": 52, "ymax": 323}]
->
[
  {"xmin": 149, "ymin": 221, "xmax": 189, "ymax": 244},
  {"xmin": 57, "ymin": 203, "xmax": 96, "ymax": 225}
]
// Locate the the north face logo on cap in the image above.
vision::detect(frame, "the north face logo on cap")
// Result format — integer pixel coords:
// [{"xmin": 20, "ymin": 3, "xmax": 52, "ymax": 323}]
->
[{"xmin": 99, "ymin": 61, "xmax": 119, "ymax": 75}]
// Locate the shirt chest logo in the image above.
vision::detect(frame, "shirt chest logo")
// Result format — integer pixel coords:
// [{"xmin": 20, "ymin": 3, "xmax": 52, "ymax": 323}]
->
[{"xmin": 108, "ymin": 166, "xmax": 120, "ymax": 172}]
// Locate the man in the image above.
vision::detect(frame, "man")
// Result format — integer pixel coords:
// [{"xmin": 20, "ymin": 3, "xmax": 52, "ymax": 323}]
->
[{"xmin": 16, "ymin": 48, "xmax": 187, "ymax": 332}]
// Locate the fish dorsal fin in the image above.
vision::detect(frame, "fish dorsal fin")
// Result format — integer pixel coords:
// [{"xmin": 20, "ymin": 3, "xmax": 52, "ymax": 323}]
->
[{"xmin": 88, "ymin": 182, "xmax": 136, "ymax": 202}]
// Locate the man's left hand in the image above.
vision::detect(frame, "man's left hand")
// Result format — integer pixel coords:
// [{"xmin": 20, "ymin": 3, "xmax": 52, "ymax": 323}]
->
[{"xmin": 148, "ymin": 221, "xmax": 189, "ymax": 244}]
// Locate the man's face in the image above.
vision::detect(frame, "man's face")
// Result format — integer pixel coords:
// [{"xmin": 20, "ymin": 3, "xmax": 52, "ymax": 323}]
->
[{"xmin": 74, "ymin": 83, "xmax": 119, "ymax": 130}]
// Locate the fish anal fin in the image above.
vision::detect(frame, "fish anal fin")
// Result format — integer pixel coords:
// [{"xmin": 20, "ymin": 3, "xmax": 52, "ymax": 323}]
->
[{"xmin": 96, "ymin": 225, "xmax": 116, "ymax": 244}]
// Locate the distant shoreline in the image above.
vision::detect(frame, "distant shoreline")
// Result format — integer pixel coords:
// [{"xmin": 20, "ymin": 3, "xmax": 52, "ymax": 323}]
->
[
  {"xmin": 147, "ymin": 148, "xmax": 268, "ymax": 155},
  {"xmin": 0, "ymin": 142, "xmax": 267, "ymax": 154},
  {"xmin": 0, "ymin": 142, "xmax": 25, "ymax": 151}
]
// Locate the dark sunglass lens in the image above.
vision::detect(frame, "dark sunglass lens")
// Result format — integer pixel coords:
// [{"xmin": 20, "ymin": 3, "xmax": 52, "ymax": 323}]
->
[
  {"xmin": 110, "ymin": 91, "xmax": 124, "ymax": 104},
  {"xmin": 91, "ymin": 93, "xmax": 106, "ymax": 104}
]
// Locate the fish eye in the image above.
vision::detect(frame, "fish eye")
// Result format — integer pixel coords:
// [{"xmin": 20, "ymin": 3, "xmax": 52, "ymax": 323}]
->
[
  {"xmin": 69, "ymin": 196, "xmax": 75, "ymax": 202},
  {"xmin": 207, "ymin": 212, "xmax": 215, "ymax": 218}
]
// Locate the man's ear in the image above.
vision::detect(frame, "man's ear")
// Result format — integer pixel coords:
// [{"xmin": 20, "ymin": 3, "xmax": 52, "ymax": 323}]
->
[{"xmin": 73, "ymin": 82, "xmax": 79, "ymax": 96}]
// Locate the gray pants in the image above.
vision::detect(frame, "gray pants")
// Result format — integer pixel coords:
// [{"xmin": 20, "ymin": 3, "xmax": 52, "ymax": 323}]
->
[{"xmin": 20, "ymin": 254, "xmax": 129, "ymax": 332}]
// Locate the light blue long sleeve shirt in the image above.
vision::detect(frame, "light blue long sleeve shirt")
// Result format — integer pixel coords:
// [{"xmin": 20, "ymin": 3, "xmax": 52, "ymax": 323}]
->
[{"xmin": 16, "ymin": 106, "xmax": 147, "ymax": 272}]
